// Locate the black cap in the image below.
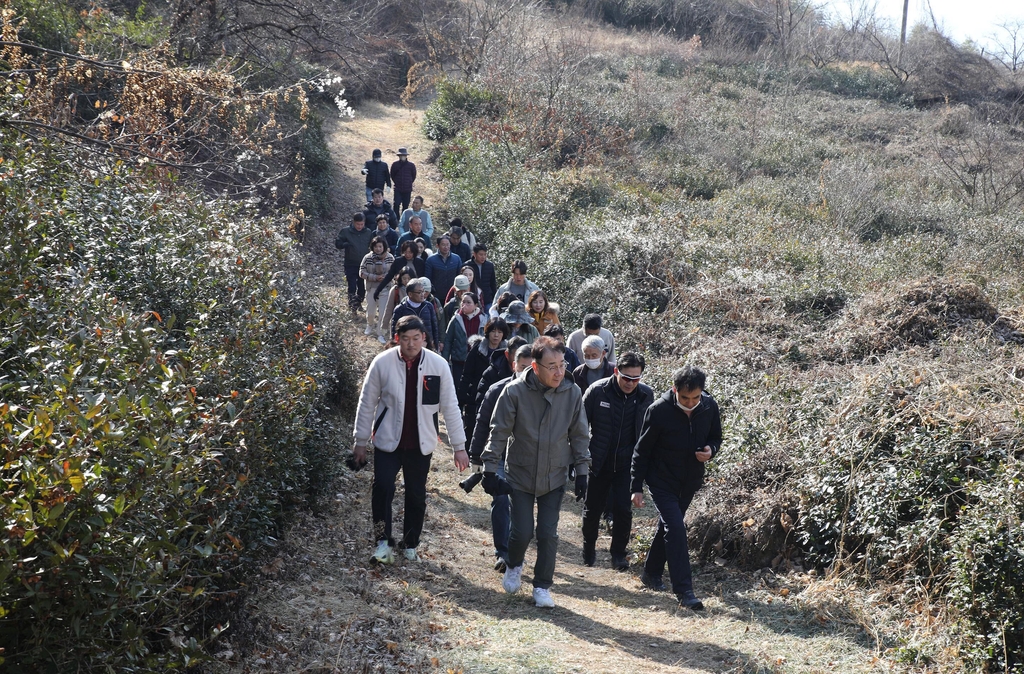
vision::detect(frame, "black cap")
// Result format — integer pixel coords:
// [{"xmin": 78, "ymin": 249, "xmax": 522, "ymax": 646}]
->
[{"xmin": 372, "ymin": 148, "xmax": 382, "ymax": 157}]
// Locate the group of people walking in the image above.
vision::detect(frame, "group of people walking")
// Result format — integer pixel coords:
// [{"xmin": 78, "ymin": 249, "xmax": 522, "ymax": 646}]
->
[{"xmin": 344, "ymin": 147, "xmax": 722, "ymax": 611}]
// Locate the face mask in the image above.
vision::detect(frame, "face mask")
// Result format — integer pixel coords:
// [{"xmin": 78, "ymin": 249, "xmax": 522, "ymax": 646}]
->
[
  {"xmin": 676, "ymin": 394, "xmax": 700, "ymax": 412},
  {"xmin": 584, "ymin": 358, "xmax": 602, "ymax": 370},
  {"xmin": 373, "ymin": 157, "xmax": 381, "ymax": 162}
]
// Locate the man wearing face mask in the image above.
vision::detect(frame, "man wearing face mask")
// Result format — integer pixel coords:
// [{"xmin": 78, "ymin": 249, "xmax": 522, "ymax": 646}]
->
[
  {"xmin": 572, "ymin": 334, "xmax": 614, "ymax": 392},
  {"xmin": 362, "ymin": 148, "xmax": 393, "ymax": 203},
  {"xmin": 630, "ymin": 365, "xmax": 722, "ymax": 611}
]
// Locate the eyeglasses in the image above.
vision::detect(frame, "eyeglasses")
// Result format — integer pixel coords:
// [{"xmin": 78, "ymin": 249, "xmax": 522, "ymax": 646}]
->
[
  {"xmin": 537, "ymin": 362, "xmax": 567, "ymax": 373},
  {"xmin": 619, "ymin": 374, "xmax": 643, "ymax": 382}
]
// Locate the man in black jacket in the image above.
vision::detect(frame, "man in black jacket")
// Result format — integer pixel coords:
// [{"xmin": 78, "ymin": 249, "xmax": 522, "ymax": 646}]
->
[
  {"xmin": 362, "ymin": 148, "xmax": 392, "ymax": 203},
  {"xmin": 631, "ymin": 365, "xmax": 722, "ymax": 611},
  {"xmin": 581, "ymin": 352, "xmax": 654, "ymax": 571},
  {"xmin": 468, "ymin": 344, "xmax": 534, "ymax": 571},
  {"xmin": 334, "ymin": 212, "xmax": 375, "ymax": 315},
  {"xmin": 363, "ymin": 188, "xmax": 399, "ymax": 231},
  {"xmin": 469, "ymin": 243, "xmax": 498, "ymax": 310}
]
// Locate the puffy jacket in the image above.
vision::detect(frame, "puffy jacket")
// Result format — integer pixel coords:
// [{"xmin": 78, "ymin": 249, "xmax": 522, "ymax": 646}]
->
[
  {"xmin": 353, "ymin": 347, "xmax": 466, "ymax": 455},
  {"xmin": 460, "ymin": 336, "xmax": 502, "ymax": 406},
  {"xmin": 630, "ymin": 390, "xmax": 722, "ymax": 495},
  {"xmin": 425, "ymin": 253, "xmax": 463, "ymax": 300},
  {"xmin": 469, "ymin": 374, "xmax": 516, "ymax": 464},
  {"xmin": 363, "ymin": 159, "xmax": 392, "ymax": 190},
  {"xmin": 390, "ymin": 159, "xmax": 417, "ymax": 192},
  {"xmin": 364, "ymin": 200, "xmax": 399, "ymax": 230},
  {"xmin": 335, "ymin": 225, "xmax": 375, "ymax": 266},
  {"xmin": 442, "ymin": 311, "xmax": 484, "ymax": 363},
  {"xmin": 482, "ymin": 369, "xmax": 591, "ymax": 496},
  {"xmin": 463, "ymin": 345, "xmax": 511, "ymax": 441},
  {"xmin": 391, "ymin": 299, "xmax": 441, "ymax": 350},
  {"xmin": 582, "ymin": 377, "xmax": 654, "ymax": 475}
]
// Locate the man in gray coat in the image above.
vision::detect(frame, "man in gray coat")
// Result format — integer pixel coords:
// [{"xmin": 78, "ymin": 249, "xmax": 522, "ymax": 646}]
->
[{"xmin": 481, "ymin": 336, "xmax": 591, "ymax": 608}]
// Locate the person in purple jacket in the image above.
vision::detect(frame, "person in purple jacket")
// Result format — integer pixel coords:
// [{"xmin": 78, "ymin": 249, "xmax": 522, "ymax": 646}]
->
[{"xmin": 390, "ymin": 147, "xmax": 417, "ymax": 219}]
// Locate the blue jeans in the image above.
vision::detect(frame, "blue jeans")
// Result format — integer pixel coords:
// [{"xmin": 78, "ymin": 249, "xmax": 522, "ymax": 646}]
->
[
  {"xmin": 508, "ymin": 486, "xmax": 565, "ymax": 589},
  {"xmin": 644, "ymin": 483, "xmax": 700, "ymax": 595},
  {"xmin": 365, "ymin": 187, "xmax": 375, "ymax": 203},
  {"xmin": 491, "ymin": 465, "xmax": 510, "ymax": 562}
]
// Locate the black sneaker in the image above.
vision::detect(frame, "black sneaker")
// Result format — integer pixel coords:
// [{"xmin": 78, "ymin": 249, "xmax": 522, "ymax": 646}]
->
[
  {"xmin": 640, "ymin": 570, "xmax": 666, "ymax": 591},
  {"xmin": 494, "ymin": 558, "xmax": 507, "ymax": 573},
  {"xmin": 677, "ymin": 590, "xmax": 705, "ymax": 611},
  {"xmin": 582, "ymin": 542, "xmax": 596, "ymax": 567},
  {"xmin": 610, "ymin": 553, "xmax": 629, "ymax": 571}
]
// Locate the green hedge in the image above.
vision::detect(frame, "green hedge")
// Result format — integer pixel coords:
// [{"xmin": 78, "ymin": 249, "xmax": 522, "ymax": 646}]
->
[{"xmin": 0, "ymin": 130, "xmax": 334, "ymax": 672}]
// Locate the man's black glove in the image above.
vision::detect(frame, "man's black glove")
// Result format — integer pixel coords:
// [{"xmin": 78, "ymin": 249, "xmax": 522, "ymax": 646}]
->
[
  {"xmin": 574, "ymin": 473, "xmax": 588, "ymax": 502},
  {"xmin": 482, "ymin": 472, "xmax": 513, "ymax": 496}
]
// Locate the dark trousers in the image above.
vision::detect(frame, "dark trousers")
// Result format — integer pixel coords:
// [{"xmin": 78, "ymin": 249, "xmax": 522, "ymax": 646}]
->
[
  {"xmin": 344, "ymin": 262, "xmax": 365, "ymax": 310},
  {"xmin": 581, "ymin": 463, "xmax": 633, "ymax": 555},
  {"xmin": 393, "ymin": 190, "xmax": 411, "ymax": 218},
  {"xmin": 508, "ymin": 486, "xmax": 565, "ymax": 589},
  {"xmin": 371, "ymin": 447, "xmax": 432, "ymax": 549},
  {"xmin": 491, "ymin": 465, "xmax": 510, "ymax": 561},
  {"xmin": 644, "ymin": 484, "xmax": 700, "ymax": 595},
  {"xmin": 450, "ymin": 361, "xmax": 465, "ymax": 404}
]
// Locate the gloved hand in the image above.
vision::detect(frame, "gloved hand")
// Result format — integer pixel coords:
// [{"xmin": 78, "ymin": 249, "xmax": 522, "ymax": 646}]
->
[
  {"xmin": 482, "ymin": 472, "xmax": 513, "ymax": 496},
  {"xmin": 574, "ymin": 473, "xmax": 588, "ymax": 502}
]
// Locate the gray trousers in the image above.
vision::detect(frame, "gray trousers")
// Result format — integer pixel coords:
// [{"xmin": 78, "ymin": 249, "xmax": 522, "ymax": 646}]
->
[{"xmin": 508, "ymin": 486, "xmax": 565, "ymax": 590}]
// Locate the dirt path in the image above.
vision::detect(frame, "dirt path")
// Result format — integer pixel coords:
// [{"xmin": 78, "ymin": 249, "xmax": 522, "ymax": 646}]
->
[{"xmin": 217, "ymin": 104, "xmax": 884, "ymax": 674}]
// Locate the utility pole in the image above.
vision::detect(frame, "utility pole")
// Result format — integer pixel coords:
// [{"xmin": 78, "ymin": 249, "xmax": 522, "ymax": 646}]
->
[{"xmin": 897, "ymin": 0, "xmax": 910, "ymax": 67}]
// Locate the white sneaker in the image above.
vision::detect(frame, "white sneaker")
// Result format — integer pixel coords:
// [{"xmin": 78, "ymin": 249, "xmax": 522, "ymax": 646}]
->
[
  {"xmin": 403, "ymin": 547, "xmax": 419, "ymax": 562},
  {"xmin": 377, "ymin": 334, "xmax": 387, "ymax": 344},
  {"xmin": 502, "ymin": 564, "xmax": 523, "ymax": 594},
  {"xmin": 371, "ymin": 540, "xmax": 394, "ymax": 565},
  {"xmin": 363, "ymin": 326, "xmax": 373, "ymax": 335},
  {"xmin": 532, "ymin": 587, "xmax": 555, "ymax": 608}
]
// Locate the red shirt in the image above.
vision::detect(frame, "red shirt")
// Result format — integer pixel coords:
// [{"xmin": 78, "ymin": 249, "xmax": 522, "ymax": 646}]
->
[{"xmin": 397, "ymin": 350, "xmax": 422, "ymax": 451}]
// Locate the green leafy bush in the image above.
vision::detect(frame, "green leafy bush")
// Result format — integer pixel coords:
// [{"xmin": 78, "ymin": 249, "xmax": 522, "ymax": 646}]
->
[
  {"xmin": 0, "ymin": 131, "xmax": 335, "ymax": 672},
  {"xmin": 949, "ymin": 461, "xmax": 1024, "ymax": 672},
  {"xmin": 423, "ymin": 79, "xmax": 499, "ymax": 142}
]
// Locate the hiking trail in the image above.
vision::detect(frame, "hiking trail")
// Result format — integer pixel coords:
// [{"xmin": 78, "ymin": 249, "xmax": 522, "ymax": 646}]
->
[{"xmin": 218, "ymin": 104, "xmax": 881, "ymax": 674}]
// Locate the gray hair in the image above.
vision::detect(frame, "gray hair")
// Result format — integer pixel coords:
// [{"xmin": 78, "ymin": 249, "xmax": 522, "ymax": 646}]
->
[
  {"xmin": 581, "ymin": 335, "xmax": 606, "ymax": 353},
  {"xmin": 405, "ymin": 280, "xmax": 424, "ymax": 294}
]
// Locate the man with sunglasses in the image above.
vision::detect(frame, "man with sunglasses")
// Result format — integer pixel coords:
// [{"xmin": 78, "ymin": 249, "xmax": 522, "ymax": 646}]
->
[
  {"xmin": 481, "ymin": 336, "xmax": 591, "ymax": 608},
  {"xmin": 580, "ymin": 352, "xmax": 654, "ymax": 571}
]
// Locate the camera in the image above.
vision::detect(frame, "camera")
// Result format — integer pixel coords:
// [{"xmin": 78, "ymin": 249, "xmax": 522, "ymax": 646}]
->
[{"xmin": 459, "ymin": 464, "xmax": 484, "ymax": 493}]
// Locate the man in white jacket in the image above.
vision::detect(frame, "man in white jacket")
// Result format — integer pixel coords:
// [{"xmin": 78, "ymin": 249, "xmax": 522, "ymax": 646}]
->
[{"xmin": 353, "ymin": 315, "xmax": 470, "ymax": 564}]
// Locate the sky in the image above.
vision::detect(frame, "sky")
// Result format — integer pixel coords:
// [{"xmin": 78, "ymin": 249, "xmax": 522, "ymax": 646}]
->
[{"xmin": 820, "ymin": 0, "xmax": 1023, "ymax": 50}]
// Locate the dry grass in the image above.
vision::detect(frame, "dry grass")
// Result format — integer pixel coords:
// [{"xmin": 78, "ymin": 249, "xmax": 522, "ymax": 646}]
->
[{"xmin": 211, "ymin": 105, "xmax": 901, "ymax": 674}]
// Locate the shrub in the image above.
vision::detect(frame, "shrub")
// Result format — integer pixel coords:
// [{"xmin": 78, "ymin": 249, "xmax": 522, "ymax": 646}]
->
[
  {"xmin": 423, "ymin": 79, "xmax": 499, "ymax": 142},
  {"xmin": 0, "ymin": 132, "xmax": 335, "ymax": 672},
  {"xmin": 949, "ymin": 461, "xmax": 1024, "ymax": 672}
]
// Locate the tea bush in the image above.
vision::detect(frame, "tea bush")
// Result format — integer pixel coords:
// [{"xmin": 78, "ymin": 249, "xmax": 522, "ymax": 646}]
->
[
  {"xmin": 0, "ymin": 131, "xmax": 337, "ymax": 672},
  {"xmin": 949, "ymin": 460, "xmax": 1024, "ymax": 673}
]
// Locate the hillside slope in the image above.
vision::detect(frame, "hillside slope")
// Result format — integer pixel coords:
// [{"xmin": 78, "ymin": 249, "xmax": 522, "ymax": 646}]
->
[{"xmin": 214, "ymin": 104, "xmax": 889, "ymax": 674}]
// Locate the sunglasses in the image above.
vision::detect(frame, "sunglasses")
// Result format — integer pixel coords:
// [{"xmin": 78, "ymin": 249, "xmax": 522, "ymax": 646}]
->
[{"xmin": 619, "ymin": 373, "xmax": 643, "ymax": 382}]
